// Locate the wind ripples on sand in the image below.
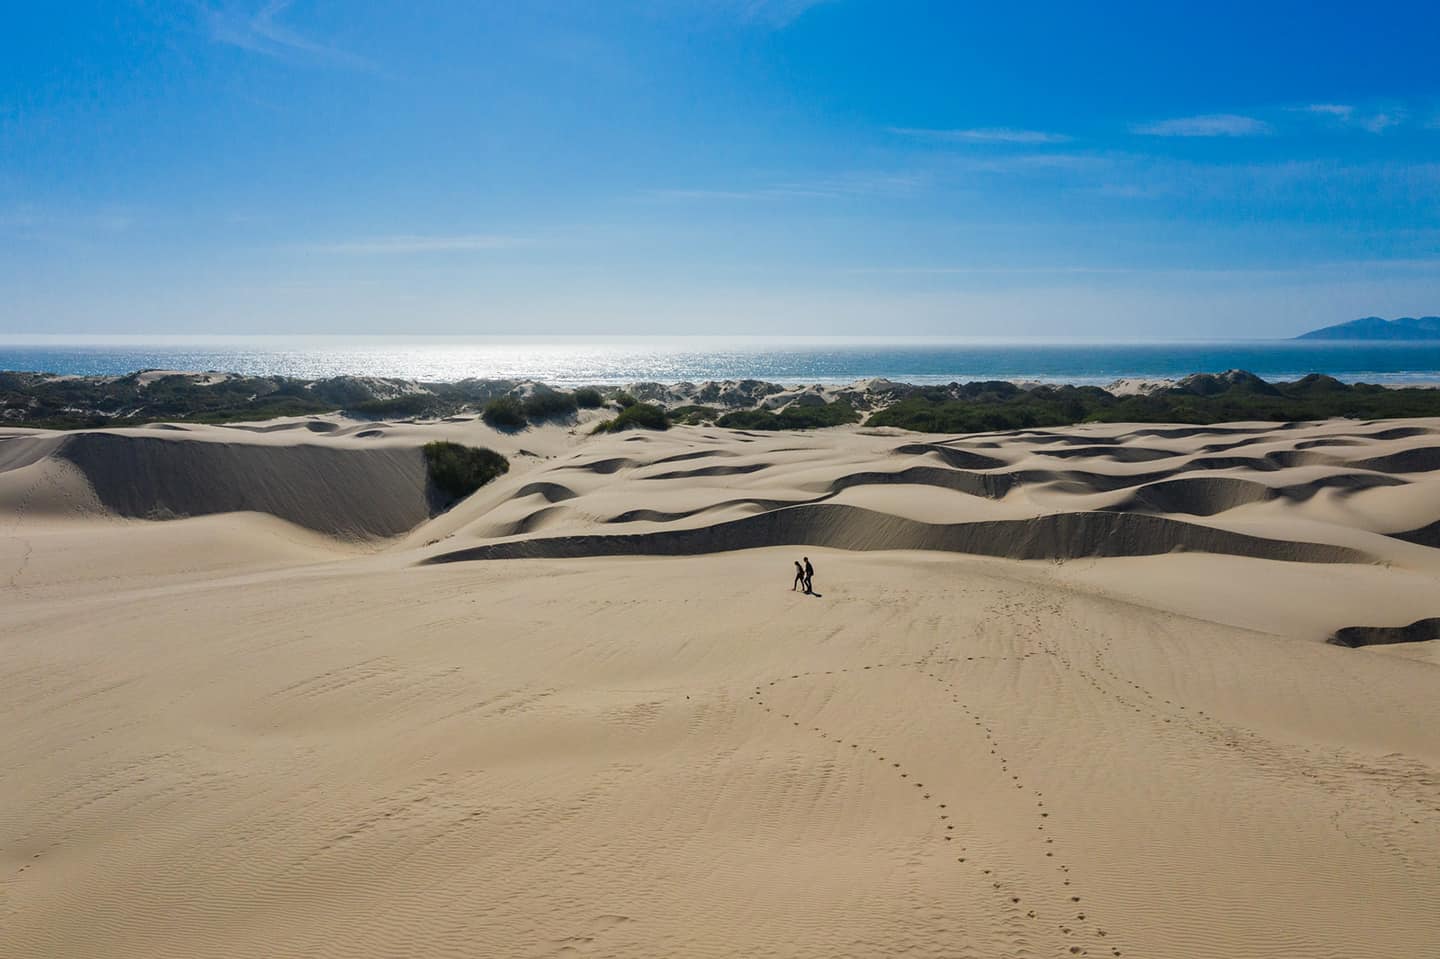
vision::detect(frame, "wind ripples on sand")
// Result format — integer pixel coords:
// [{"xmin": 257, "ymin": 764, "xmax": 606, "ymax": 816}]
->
[{"xmin": 6, "ymin": 339, "xmax": 1440, "ymax": 385}]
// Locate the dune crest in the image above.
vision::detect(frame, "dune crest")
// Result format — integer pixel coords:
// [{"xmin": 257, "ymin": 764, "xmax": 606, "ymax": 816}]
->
[{"xmin": 426, "ymin": 504, "xmax": 1371, "ymax": 565}]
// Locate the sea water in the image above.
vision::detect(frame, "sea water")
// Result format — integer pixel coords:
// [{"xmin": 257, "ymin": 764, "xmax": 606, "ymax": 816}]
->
[{"xmin": 3, "ymin": 337, "xmax": 1440, "ymax": 386}]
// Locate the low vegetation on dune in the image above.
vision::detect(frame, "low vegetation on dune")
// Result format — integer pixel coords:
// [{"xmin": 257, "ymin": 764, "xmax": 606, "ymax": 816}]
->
[
  {"xmin": 593, "ymin": 402, "xmax": 670, "ymax": 433},
  {"xmin": 863, "ymin": 373, "xmax": 1440, "ymax": 432},
  {"xmin": 716, "ymin": 401, "xmax": 861, "ymax": 431},
  {"xmin": 349, "ymin": 394, "xmax": 448, "ymax": 419},
  {"xmin": 484, "ymin": 388, "xmax": 610, "ymax": 429},
  {"xmin": 1, "ymin": 371, "xmax": 611, "ymax": 431},
  {"xmin": 520, "ymin": 390, "xmax": 579, "ymax": 421},
  {"xmin": 668, "ymin": 404, "xmax": 722, "ymax": 425},
  {"xmin": 1, "ymin": 371, "xmax": 339, "ymax": 429},
  {"xmin": 10, "ymin": 368, "xmax": 1440, "ymax": 434},
  {"xmin": 480, "ymin": 396, "xmax": 528, "ymax": 429},
  {"xmin": 864, "ymin": 382, "xmax": 1109, "ymax": 433},
  {"xmin": 573, "ymin": 387, "xmax": 604, "ymax": 409},
  {"xmin": 422, "ymin": 441, "xmax": 509, "ymax": 499}
]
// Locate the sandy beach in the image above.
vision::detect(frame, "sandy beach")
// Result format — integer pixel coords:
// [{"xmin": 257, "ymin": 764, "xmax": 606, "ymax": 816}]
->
[{"xmin": 3, "ymin": 414, "xmax": 1439, "ymax": 958}]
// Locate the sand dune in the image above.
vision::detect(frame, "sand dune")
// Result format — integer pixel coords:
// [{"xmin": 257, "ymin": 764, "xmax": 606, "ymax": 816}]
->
[
  {"xmin": 55, "ymin": 432, "xmax": 438, "ymax": 538},
  {"xmin": 3, "ymin": 414, "xmax": 1439, "ymax": 958},
  {"xmin": 425, "ymin": 504, "xmax": 1372, "ymax": 565}
]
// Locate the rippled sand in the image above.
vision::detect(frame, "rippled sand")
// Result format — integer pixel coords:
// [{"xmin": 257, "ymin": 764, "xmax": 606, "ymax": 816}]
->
[{"xmin": 3, "ymin": 414, "xmax": 1438, "ymax": 958}]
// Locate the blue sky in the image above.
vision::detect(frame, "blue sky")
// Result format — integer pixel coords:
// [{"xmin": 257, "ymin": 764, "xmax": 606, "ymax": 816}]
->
[{"xmin": 2, "ymin": 0, "xmax": 1438, "ymax": 337}]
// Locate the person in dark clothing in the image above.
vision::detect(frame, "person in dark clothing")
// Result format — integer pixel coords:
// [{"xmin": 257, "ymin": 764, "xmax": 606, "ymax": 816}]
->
[
  {"xmin": 792, "ymin": 560, "xmax": 805, "ymax": 591},
  {"xmin": 802, "ymin": 556, "xmax": 814, "ymax": 594}
]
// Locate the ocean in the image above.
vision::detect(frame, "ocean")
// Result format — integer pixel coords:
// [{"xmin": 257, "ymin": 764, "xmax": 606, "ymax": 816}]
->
[{"xmin": 4, "ymin": 337, "xmax": 1440, "ymax": 387}]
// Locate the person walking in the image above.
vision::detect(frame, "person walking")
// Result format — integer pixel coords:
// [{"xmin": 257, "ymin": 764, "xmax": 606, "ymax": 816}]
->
[
  {"xmin": 802, "ymin": 556, "xmax": 815, "ymax": 594},
  {"xmin": 792, "ymin": 560, "xmax": 806, "ymax": 591}
]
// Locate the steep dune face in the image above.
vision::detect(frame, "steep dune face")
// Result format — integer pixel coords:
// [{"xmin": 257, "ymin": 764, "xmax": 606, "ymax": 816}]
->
[
  {"xmin": 53, "ymin": 433, "xmax": 439, "ymax": 539},
  {"xmin": 0, "ymin": 429, "xmax": 442, "ymax": 539},
  {"xmin": 1105, "ymin": 472, "xmax": 1407, "ymax": 516},
  {"xmin": 426, "ymin": 504, "xmax": 1370, "ymax": 566},
  {"xmin": 1330, "ymin": 618, "xmax": 1440, "ymax": 647},
  {"xmin": 1, "ymin": 414, "xmax": 598, "ymax": 550}
]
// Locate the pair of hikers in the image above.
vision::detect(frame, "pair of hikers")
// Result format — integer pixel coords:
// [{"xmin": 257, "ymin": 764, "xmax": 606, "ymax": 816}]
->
[{"xmin": 791, "ymin": 557, "xmax": 815, "ymax": 594}]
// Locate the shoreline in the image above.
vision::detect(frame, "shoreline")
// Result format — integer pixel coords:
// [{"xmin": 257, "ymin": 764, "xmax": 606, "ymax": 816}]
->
[
  {"xmin": 7, "ymin": 337, "xmax": 1440, "ymax": 389},
  {"xmin": 7, "ymin": 366, "xmax": 1440, "ymax": 391}
]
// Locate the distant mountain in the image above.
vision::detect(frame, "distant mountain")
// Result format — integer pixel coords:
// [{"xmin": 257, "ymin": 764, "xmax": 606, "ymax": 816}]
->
[{"xmin": 1296, "ymin": 316, "xmax": 1440, "ymax": 340}]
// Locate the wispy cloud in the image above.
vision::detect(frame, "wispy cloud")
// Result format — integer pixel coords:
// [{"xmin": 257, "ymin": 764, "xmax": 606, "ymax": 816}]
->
[
  {"xmin": 847, "ymin": 257, "xmax": 1440, "ymax": 278},
  {"xmin": 0, "ymin": 207, "xmax": 135, "ymax": 234},
  {"xmin": 848, "ymin": 265, "xmax": 1137, "ymax": 275},
  {"xmin": 198, "ymin": 0, "xmax": 370, "ymax": 68},
  {"xmin": 1299, "ymin": 102, "xmax": 1407, "ymax": 133},
  {"xmin": 946, "ymin": 152, "xmax": 1115, "ymax": 176},
  {"xmin": 735, "ymin": 0, "xmax": 834, "ymax": 28},
  {"xmin": 304, "ymin": 234, "xmax": 526, "ymax": 254},
  {"xmin": 1132, "ymin": 114, "xmax": 1272, "ymax": 137},
  {"xmin": 889, "ymin": 126, "xmax": 1072, "ymax": 144},
  {"xmin": 645, "ymin": 171, "xmax": 924, "ymax": 202},
  {"xmin": 1359, "ymin": 111, "xmax": 1406, "ymax": 134}
]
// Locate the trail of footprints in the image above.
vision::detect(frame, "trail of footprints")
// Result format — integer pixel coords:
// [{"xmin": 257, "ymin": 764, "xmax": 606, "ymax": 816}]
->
[
  {"xmin": 746, "ymin": 657, "xmax": 1123, "ymax": 958},
  {"xmin": 2, "ymin": 466, "xmax": 44, "ymax": 590},
  {"xmin": 1039, "ymin": 601, "xmax": 1440, "ymax": 872}
]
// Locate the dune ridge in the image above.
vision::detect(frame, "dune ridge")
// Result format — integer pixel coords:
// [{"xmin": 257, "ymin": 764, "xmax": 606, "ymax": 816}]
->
[
  {"xmin": 9, "ymin": 416, "xmax": 1440, "ymax": 566},
  {"xmin": 425, "ymin": 502, "xmax": 1372, "ymax": 565}
]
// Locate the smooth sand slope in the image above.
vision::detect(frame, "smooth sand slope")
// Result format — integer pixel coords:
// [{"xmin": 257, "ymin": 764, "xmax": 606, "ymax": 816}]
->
[{"xmin": 3, "ymin": 414, "xmax": 1439, "ymax": 958}]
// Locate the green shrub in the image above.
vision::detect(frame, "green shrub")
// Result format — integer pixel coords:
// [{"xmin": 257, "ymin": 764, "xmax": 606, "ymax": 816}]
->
[
  {"xmin": 350, "ymin": 394, "xmax": 442, "ymax": 418},
  {"xmin": 593, "ymin": 402, "xmax": 670, "ymax": 433},
  {"xmin": 717, "ymin": 401, "xmax": 860, "ymax": 431},
  {"xmin": 669, "ymin": 404, "xmax": 721, "ymax": 425},
  {"xmin": 481, "ymin": 396, "xmax": 526, "ymax": 429},
  {"xmin": 423, "ymin": 442, "xmax": 509, "ymax": 499},
  {"xmin": 573, "ymin": 387, "xmax": 604, "ymax": 409},
  {"xmin": 865, "ymin": 384, "xmax": 1116, "ymax": 433},
  {"xmin": 611, "ymin": 390, "xmax": 638, "ymax": 408},
  {"xmin": 859, "ymin": 375, "xmax": 1440, "ymax": 432},
  {"xmin": 521, "ymin": 390, "xmax": 579, "ymax": 421}
]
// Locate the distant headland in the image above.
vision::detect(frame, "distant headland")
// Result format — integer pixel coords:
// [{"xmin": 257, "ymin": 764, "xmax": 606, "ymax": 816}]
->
[{"xmin": 1296, "ymin": 316, "xmax": 1440, "ymax": 340}]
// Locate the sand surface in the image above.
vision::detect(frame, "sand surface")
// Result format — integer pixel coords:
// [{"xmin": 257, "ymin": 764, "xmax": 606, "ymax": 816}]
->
[{"xmin": 3, "ymin": 414, "xmax": 1439, "ymax": 958}]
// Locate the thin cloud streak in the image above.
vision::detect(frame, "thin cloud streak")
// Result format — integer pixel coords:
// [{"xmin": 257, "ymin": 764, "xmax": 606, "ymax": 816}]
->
[
  {"xmin": 1299, "ymin": 102, "xmax": 1407, "ymax": 133},
  {"xmin": 889, "ymin": 126, "xmax": 1072, "ymax": 144},
  {"xmin": 848, "ymin": 265, "xmax": 1138, "ymax": 275},
  {"xmin": 739, "ymin": 0, "xmax": 834, "ymax": 27},
  {"xmin": 0, "ymin": 207, "xmax": 136, "ymax": 234},
  {"xmin": 1358, "ymin": 111, "xmax": 1405, "ymax": 134},
  {"xmin": 644, "ymin": 171, "xmax": 925, "ymax": 201},
  {"xmin": 847, "ymin": 258, "xmax": 1440, "ymax": 278},
  {"xmin": 303, "ymin": 234, "xmax": 527, "ymax": 254},
  {"xmin": 1132, "ymin": 114, "xmax": 1271, "ymax": 137},
  {"xmin": 198, "ymin": 0, "xmax": 371, "ymax": 68}
]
